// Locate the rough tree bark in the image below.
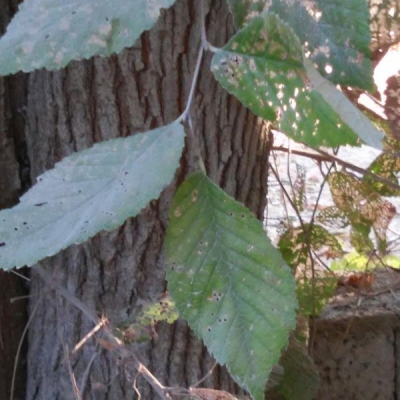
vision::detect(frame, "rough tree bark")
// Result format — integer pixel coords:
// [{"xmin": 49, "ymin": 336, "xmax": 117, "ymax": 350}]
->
[
  {"xmin": 0, "ymin": 0, "xmax": 28, "ymax": 398},
  {"xmin": 16, "ymin": 1, "xmax": 270, "ymax": 399}
]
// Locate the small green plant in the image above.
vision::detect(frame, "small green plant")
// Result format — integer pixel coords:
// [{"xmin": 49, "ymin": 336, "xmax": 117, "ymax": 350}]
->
[{"xmin": 0, "ymin": 0, "xmax": 398, "ymax": 399}]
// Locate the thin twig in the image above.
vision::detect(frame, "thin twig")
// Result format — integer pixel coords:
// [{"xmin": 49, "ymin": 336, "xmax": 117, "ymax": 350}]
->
[
  {"xmin": 60, "ymin": 337, "xmax": 81, "ymax": 400},
  {"xmin": 9, "ymin": 269, "xmax": 30, "ymax": 282},
  {"xmin": 79, "ymin": 348, "xmax": 99, "ymax": 398},
  {"xmin": 133, "ymin": 373, "xmax": 142, "ymax": 400},
  {"xmin": 272, "ymin": 145, "xmax": 400, "ymax": 191},
  {"xmin": 10, "ymin": 296, "xmax": 42, "ymax": 400},
  {"xmin": 180, "ymin": 44, "xmax": 204, "ymax": 122},
  {"xmin": 72, "ymin": 317, "xmax": 107, "ymax": 354},
  {"xmin": 190, "ymin": 361, "xmax": 218, "ymax": 388}
]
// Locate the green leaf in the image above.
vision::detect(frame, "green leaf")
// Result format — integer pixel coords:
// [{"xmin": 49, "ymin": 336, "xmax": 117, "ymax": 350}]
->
[
  {"xmin": 296, "ymin": 275, "xmax": 337, "ymax": 317},
  {"xmin": 363, "ymin": 151, "xmax": 400, "ymax": 196},
  {"xmin": 278, "ymin": 224, "xmax": 343, "ymax": 269},
  {"xmin": 225, "ymin": 0, "xmax": 268, "ymax": 29},
  {"xmin": 304, "ymin": 59, "xmax": 384, "ymax": 150},
  {"xmin": 383, "ymin": 255, "xmax": 400, "ymax": 269},
  {"xmin": 331, "ymin": 252, "xmax": 370, "ymax": 271},
  {"xmin": 166, "ymin": 172, "xmax": 297, "ymax": 400},
  {"xmin": 211, "ymin": 12, "xmax": 359, "ymax": 148},
  {"xmin": 0, "ymin": 0, "xmax": 176, "ymax": 75},
  {"xmin": 270, "ymin": 0, "xmax": 373, "ymax": 89},
  {"xmin": 316, "ymin": 206, "xmax": 350, "ymax": 229},
  {"xmin": 275, "ymin": 336, "xmax": 319, "ymax": 400},
  {"xmin": 0, "ymin": 122, "xmax": 185, "ymax": 270},
  {"xmin": 226, "ymin": 0, "xmax": 373, "ymax": 89},
  {"xmin": 328, "ymin": 171, "xmax": 395, "ymax": 246}
]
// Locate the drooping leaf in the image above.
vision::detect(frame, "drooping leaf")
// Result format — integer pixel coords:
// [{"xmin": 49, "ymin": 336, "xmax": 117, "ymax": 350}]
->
[
  {"xmin": 278, "ymin": 224, "xmax": 343, "ymax": 269},
  {"xmin": 225, "ymin": 0, "xmax": 373, "ymax": 88},
  {"xmin": 316, "ymin": 206, "xmax": 350, "ymax": 229},
  {"xmin": 268, "ymin": 336, "xmax": 320, "ymax": 400},
  {"xmin": 211, "ymin": 12, "xmax": 359, "ymax": 148},
  {"xmin": 328, "ymin": 171, "xmax": 395, "ymax": 252},
  {"xmin": 304, "ymin": 59, "xmax": 384, "ymax": 150},
  {"xmin": 166, "ymin": 172, "xmax": 297, "ymax": 400},
  {"xmin": 350, "ymin": 228, "xmax": 375, "ymax": 254},
  {"xmin": 363, "ymin": 152, "xmax": 400, "ymax": 196},
  {"xmin": 0, "ymin": 0, "xmax": 176, "ymax": 75},
  {"xmin": 0, "ymin": 122, "xmax": 185, "ymax": 270},
  {"xmin": 296, "ymin": 275, "xmax": 337, "ymax": 317}
]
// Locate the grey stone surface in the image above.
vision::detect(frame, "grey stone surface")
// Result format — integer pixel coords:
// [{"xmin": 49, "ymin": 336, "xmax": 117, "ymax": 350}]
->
[{"xmin": 312, "ymin": 269, "xmax": 400, "ymax": 400}]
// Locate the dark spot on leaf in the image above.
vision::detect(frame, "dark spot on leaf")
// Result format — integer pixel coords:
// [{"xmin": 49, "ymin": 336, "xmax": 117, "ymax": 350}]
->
[
  {"xmin": 45, "ymin": 34, "xmax": 50, "ymax": 39},
  {"xmin": 34, "ymin": 202, "xmax": 48, "ymax": 207},
  {"xmin": 0, "ymin": 242, "xmax": 6, "ymax": 247},
  {"xmin": 14, "ymin": 228, "xmax": 18, "ymax": 231},
  {"xmin": 71, "ymin": 10, "xmax": 76, "ymax": 14},
  {"xmin": 207, "ymin": 326, "xmax": 212, "ymax": 332}
]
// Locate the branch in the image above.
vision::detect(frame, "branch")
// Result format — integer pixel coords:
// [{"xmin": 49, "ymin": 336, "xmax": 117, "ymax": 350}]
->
[{"xmin": 272, "ymin": 145, "xmax": 400, "ymax": 191}]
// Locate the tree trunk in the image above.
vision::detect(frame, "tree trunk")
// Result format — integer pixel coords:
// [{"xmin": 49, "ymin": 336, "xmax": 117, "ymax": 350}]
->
[
  {"xmin": 0, "ymin": 0, "xmax": 28, "ymax": 398},
  {"xmin": 0, "ymin": 1, "xmax": 269, "ymax": 399}
]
